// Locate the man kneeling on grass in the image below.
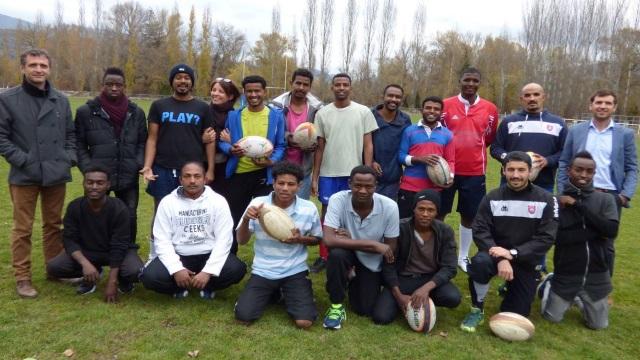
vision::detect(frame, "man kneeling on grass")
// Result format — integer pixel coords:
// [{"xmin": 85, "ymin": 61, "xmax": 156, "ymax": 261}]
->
[
  {"xmin": 141, "ymin": 161, "xmax": 246, "ymax": 299},
  {"xmin": 373, "ymin": 189, "xmax": 461, "ymax": 325},
  {"xmin": 235, "ymin": 161, "xmax": 323, "ymax": 329},
  {"xmin": 539, "ymin": 151, "xmax": 619, "ymax": 329},
  {"xmin": 47, "ymin": 166, "xmax": 144, "ymax": 302}
]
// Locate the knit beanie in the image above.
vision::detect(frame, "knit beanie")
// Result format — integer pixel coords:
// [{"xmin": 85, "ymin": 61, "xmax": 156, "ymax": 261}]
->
[
  {"xmin": 169, "ymin": 64, "xmax": 195, "ymax": 86},
  {"xmin": 413, "ymin": 189, "xmax": 441, "ymax": 213}
]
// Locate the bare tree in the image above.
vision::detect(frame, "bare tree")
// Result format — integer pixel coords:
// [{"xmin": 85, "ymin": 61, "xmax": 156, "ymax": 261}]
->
[
  {"xmin": 319, "ymin": 0, "xmax": 334, "ymax": 79},
  {"xmin": 341, "ymin": 0, "xmax": 358, "ymax": 73},
  {"xmin": 272, "ymin": 4, "xmax": 281, "ymax": 34},
  {"xmin": 301, "ymin": 0, "xmax": 318, "ymax": 69},
  {"xmin": 359, "ymin": 0, "xmax": 378, "ymax": 80},
  {"xmin": 212, "ymin": 23, "xmax": 247, "ymax": 77},
  {"xmin": 377, "ymin": 0, "xmax": 396, "ymax": 69}
]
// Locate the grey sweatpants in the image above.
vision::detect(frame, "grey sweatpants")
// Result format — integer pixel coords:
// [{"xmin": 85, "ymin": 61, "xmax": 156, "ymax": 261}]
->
[{"xmin": 541, "ymin": 287, "xmax": 609, "ymax": 330}]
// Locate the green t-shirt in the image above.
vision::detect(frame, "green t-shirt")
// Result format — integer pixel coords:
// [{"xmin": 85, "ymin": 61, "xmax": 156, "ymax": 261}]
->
[
  {"xmin": 314, "ymin": 101, "xmax": 378, "ymax": 176},
  {"xmin": 236, "ymin": 107, "xmax": 270, "ymax": 174}
]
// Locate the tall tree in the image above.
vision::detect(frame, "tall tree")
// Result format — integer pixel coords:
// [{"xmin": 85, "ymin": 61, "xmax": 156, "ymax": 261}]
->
[
  {"xmin": 341, "ymin": 0, "xmax": 358, "ymax": 73},
  {"xmin": 301, "ymin": 0, "xmax": 318, "ymax": 69},
  {"xmin": 166, "ymin": 5, "xmax": 183, "ymax": 67},
  {"xmin": 186, "ymin": 6, "xmax": 197, "ymax": 65},
  {"xmin": 196, "ymin": 6, "xmax": 213, "ymax": 96},
  {"xmin": 377, "ymin": 0, "xmax": 396, "ymax": 70}
]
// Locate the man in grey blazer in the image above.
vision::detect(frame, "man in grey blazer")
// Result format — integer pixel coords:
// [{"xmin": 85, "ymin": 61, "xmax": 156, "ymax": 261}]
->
[{"xmin": 558, "ymin": 89, "xmax": 637, "ymax": 277}]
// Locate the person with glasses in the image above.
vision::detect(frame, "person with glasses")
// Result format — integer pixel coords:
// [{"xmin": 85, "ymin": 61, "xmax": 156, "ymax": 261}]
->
[{"xmin": 75, "ymin": 67, "xmax": 148, "ymax": 248}]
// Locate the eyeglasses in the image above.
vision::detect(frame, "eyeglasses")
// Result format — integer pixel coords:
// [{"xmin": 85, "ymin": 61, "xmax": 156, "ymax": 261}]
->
[{"xmin": 215, "ymin": 77, "xmax": 233, "ymax": 83}]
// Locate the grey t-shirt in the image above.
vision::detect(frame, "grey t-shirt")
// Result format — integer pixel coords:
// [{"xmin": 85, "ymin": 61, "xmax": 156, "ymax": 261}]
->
[{"xmin": 324, "ymin": 190, "xmax": 400, "ymax": 272}]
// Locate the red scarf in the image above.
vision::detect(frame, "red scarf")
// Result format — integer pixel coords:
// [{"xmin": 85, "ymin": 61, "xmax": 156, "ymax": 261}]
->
[{"xmin": 99, "ymin": 92, "xmax": 128, "ymax": 136}]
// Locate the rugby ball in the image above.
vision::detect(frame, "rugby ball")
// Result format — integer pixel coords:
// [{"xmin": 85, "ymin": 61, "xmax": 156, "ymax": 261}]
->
[
  {"xmin": 527, "ymin": 151, "xmax": 542, "ymax": 181},
  {"xmin": 405, "ymin": 298, "xmax": 436, "ymax": 333},
  {"xmin": 237, "ymin": 136, "xmax": 273, "ymax": 159},
  {"xmin": 291, "ymin": 122, "xmax": 317, "ymax": 149},
  {"xmin": 426, "ymin": 156, "xmax": 452, "ymax": 187},
  {"xmin": 258, "ymin": 204, "xmax": 296, "ymax": 242},
  {"xmin": 489, "ymin": 312, "xmax": 535, "ymax": 341}
]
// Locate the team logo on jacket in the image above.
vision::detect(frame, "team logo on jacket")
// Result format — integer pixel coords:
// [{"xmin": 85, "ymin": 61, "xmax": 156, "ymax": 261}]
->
[
  {"xmin": 528, "ymin": 204, "xmax": 536, "ymax": 214},
  {"xmin": 452, "ymin": 115, "xmax": 459, "ymax": 120},
  {"xmin": 546, "ymin": 124, "xmax": 553, "ymax": 131}
]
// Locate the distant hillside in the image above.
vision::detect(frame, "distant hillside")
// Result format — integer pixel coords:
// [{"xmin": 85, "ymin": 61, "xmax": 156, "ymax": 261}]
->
[{"xmin": 0, "ymin": 13, "xmax": 29, "ymax": 30}]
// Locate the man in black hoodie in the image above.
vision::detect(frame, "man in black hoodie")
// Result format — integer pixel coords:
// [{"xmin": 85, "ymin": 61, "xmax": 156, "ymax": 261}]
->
[
  {"xmin": 539, "ymin": 151, "xmax": 618, "ymax": 329},
  {"xmin": 460, "ymin": 151, "xmax": 558, "ymax": 333},
  {"xmin": 373, "ymin": 189, "xmax": 461, "ymax": 325}
]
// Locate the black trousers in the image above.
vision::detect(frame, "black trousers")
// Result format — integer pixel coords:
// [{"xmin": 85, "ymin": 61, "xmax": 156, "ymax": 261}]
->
[
  {"xmin": 46, "ymin": 248, "xmax": 143, "ymax": 284},
  {"xmin": 235, "ymin": 271, "xmax": 317, "ymax": 322},
  {"xmin": 326, "ymin": 248, "xmax": 383, "ymax": 317},
  {"xmin": 140, "ymin": 253, "xmax": 246, "ymax": 295},
  {"xmin": 372, "ymin": 274, "xmax": 462, "ymax": 325},
  {"xmin": 468, "ymin": 251, "xmax": 537, "ymax": 317},
  {"xmin": 226, "ymin": 169, "xmax": 271, "ymax": 254},
  {"xmin": 112, "ymin": 186, "xmax": 139, "ymax": 245}
]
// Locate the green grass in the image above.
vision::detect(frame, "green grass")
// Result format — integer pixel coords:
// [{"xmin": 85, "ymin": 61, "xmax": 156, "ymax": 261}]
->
[{"xmin": 0, "ymin": 97, "xmax": 638, "ymax": 359}]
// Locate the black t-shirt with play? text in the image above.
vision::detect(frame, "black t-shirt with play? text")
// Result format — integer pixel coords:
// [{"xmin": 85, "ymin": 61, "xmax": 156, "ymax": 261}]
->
[{"xmin": 148, "ymin": 97, "xmax": 213, "ymax": 169}]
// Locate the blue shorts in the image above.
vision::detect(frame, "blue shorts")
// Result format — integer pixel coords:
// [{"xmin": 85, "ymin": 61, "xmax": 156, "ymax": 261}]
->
[
  {"xmin": 146, "ymin": 164, "xmax": 180, "ymax": 200},
  {"xmin": 440, "ymin": 175, "xmax": 486, "ymax": 218},
  {"xmin": 318, "ymin": 176, "xmax": 350, "ymax": 205}
]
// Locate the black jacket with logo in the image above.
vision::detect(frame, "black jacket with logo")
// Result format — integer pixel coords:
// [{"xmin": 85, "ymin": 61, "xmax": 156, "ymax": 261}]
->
[{"xmin": 472, "ymin": 183, "xmax": 558, "ymax": 268}]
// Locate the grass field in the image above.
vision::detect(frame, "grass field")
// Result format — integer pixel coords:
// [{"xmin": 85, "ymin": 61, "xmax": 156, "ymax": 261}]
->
[{"xmin": 0, "ymin": 97, "xmax": 638, "ymax": 359}]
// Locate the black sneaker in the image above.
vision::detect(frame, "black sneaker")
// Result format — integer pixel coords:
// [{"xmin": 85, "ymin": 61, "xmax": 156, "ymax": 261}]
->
[
  {"xmin": 310, "ymin": 258, "xmax": 327, "ymax": 273},
  {"xmin": 76, "ymin": 282, "xmax": 97, "ymax": 295},
  {"xmin": 118, "ymin": 282, "xmax": 134, "ymax": 294}
]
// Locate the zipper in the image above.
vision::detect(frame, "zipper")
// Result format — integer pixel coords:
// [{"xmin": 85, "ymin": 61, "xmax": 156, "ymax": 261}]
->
[{"xmin": 581, "ymin": 214, "xmax": 589, "ymax": 288}]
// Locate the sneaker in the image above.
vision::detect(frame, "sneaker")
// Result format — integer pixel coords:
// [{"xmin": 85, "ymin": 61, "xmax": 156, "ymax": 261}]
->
[
  {"xmin": 16, "ymin": 280, "xmax": 38, "ymax": 298},
  {"xmin": 460, "ymin": 307, "xmax": 484, "ymax": 333},
  {"xmin": 173, "ymin": 289, "xmax": 189, "ymax": 299},
  {"xmin": 310, "ymin": 258, "xmax": 327, "ymax": 273},
  {"xmin": 118, "ymin": 282, "xmax": 135, "ymax": 294},
  {"xmin": 323, "ymin": 304, "xmax": 346, "ymax": 330},
  {"xmin": 497, "ymin": 282, "xmax": 508, "ymax": 297},
  {"xmin": 76, "ymin": 282, "xmax": 97, "ymax": 295},
  {"xmin": 536, "ymin": 272, "xmax": 554, "ymax": 300},
  {"xmin": 457, "ymin": 257, "xmax": 469, "ymax": 273},
  {"xmin": 200, "ymin": 290, "xmax": 215, "ymax": 300}
]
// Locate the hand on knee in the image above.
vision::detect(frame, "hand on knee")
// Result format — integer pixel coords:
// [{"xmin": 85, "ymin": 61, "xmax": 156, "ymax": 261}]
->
[{"xmin": 294, "ymin": 319, "xmax": 313, "ymax": 329}]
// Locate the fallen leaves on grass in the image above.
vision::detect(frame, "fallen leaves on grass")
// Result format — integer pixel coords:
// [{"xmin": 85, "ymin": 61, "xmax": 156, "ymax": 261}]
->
[
  {"xmin": 188, "ymin": 350, "xmax": 200, "ymax": 357},
  {"xmin": 63, "ymin": 348, "xmax": 75, "ymax": 357},
  {"xmin": 438, "ymin": 331, "xmax": 448, "ymax": 338}
]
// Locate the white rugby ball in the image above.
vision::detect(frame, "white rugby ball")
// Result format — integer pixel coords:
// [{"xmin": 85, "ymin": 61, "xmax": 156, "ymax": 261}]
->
[
  {"xmin": 426, "ymin": 156, "xmax": 452, "ymax": 187},
  {"xmin": 237, "ymin": 136, "xmax": 273, "ymax": 159},
  {"xmin": 526, "ymin": 151, "xmax": 542, "ymax": 181},
  {"xmin": 258, "ymin": 204, "xmax": 296, "ymax": 242},
  {"xmin": 291, "ymin": 122, "xmax": 317, "ymax": 149},
  {"xmin": 489, "ymin": 312, "xmax": 535, "ymax": 341},
  {"xmin": 405, "ymin": 298, "xmax": 436, "ymax": 333}
]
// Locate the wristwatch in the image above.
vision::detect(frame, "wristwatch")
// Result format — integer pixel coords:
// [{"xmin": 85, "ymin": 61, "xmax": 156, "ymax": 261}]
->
[{"xmin": 509, "ymin": 249, "xmax": 518, "ymax": 259}]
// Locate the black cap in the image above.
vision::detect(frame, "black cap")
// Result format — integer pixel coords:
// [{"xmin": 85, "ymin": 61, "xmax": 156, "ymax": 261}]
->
[
  {"xmin": 169, "ymin": 64, "xmax": 195, "ymax": 86},
  {"xmin": 413, "ymin": 189, "xmax": 441, "ymax": 214}
]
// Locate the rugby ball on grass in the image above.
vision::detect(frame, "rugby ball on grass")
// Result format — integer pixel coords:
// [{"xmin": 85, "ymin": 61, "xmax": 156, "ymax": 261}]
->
[
  {"xmin": 258, "ymin": 204, "xmax": 296, "ymax": 242},
  {"xmin": 489, "ymin": 312, "xmax": 535, "ymax": 341},
  {"xmin": 526, "ymin": 151, "xmax": 542, "ymax": 181},
  {"xmin": 405, "ymin": 298, "xmax": 436, "ymax": 333},
  {"xmin": 237, "ymin": 136, "xmax": 273, "ymax": 159},
  {"xmin": 291, "ymin": 122, "xmax": 317, "ymax": 149},
  {"xmin": 426, "ymin": 156, "xmax": 452, "ymax": 187}
]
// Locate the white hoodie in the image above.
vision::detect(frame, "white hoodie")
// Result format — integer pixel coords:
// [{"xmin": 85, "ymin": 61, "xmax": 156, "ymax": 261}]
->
[{"xmin": 151, "ymin": 186, "xmax": 233, "ymax": 276}]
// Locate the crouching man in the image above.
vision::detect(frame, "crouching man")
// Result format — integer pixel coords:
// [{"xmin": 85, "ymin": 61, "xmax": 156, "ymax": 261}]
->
[
  {"xmin": 47, "ymin": 166, "xmax": 143, "ymax": 302},
  {"xmin": 235, "ymin": 161, "xmax": 323, "ymax": 328},
  {"xmin": 539, "ymin": 151, "xmax": 619, "ymax": 329},
  {"xmin": 373, "ymin": 189, "xmax": 461, "ymax": 324},
  {"xmin": 141, "ymin": 161, "xmax": 246, "ymax": 299}
]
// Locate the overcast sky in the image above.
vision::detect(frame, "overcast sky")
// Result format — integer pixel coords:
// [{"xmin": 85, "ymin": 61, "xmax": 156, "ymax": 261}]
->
[{"xmin": 5, "ymin": 1, "xmax": 525, "ymax": 43}]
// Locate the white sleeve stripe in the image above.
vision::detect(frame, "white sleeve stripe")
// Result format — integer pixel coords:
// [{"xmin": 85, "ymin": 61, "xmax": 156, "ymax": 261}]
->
[
  {"xmin": 507, "ymin": 121, "xmax": 562, "ymax": 136},
  {"xmin": 489, "ymin": 200, "xmax": 547, "ymax": 219}
]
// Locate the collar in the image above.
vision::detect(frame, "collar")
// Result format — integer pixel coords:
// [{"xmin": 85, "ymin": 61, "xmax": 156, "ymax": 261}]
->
[
  {"xmin": 457, "ymin": 93, "xmax": 480, "ymax": 106},
  {"xmin": 417, "ymin": 120, "xmax": 442, "ymax": 129},
  {"xmin": 22, "ymin": 77, "xmax": 50, "ymax": 98},
  {"xmin": 373, "ymin": 104, "xmax": 407, "ymax": 126},
  {"xmin": 268, "ymin": 192, "xmax": 300, "ymax": 215},
  {"xmin": 563, "ymin": 180, "xmax": 594, "ymax": 197},
  {"xmin": 589, "ymin": 119, "xmax": 615, "ymax": 131},
  {"xmin": 347, "ymin": 191, "xmax": 381, "ymax": 218}
]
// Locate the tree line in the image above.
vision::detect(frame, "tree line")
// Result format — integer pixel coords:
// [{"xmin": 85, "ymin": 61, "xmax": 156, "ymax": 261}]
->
[{"xmin": 0, "ymin": 0, "xmax": 639, "ymax": 117}]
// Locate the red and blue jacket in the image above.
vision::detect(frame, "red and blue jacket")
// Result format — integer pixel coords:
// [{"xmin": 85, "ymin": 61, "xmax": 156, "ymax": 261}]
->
[{"xmin": 398, "ymin": 121, "xmax": 455, "ymax": 192}]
